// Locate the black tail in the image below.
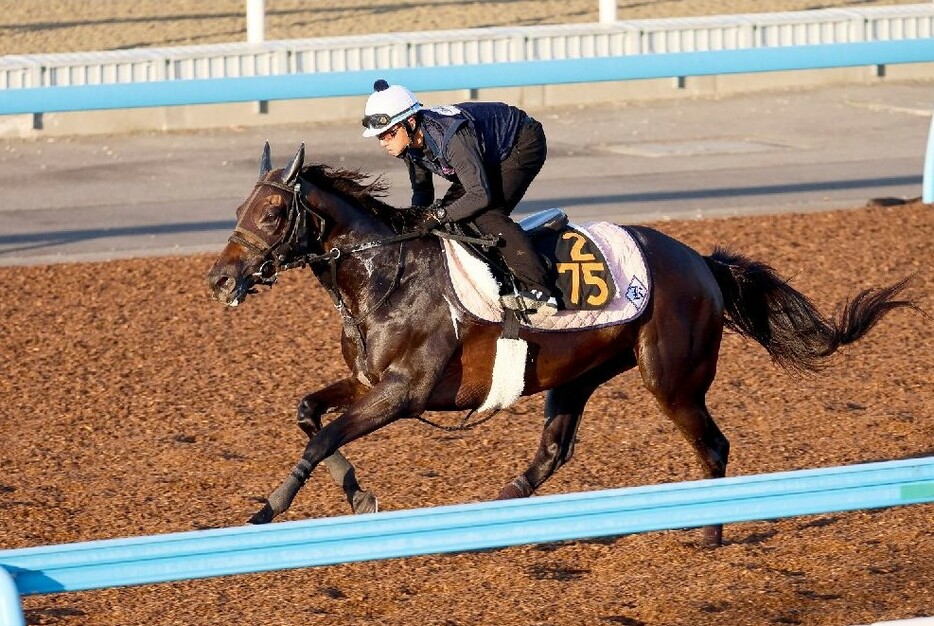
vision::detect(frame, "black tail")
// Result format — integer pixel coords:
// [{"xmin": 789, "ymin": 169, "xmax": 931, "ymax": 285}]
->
[{"xmin": 704, "ymin": 248, "xmax": 919, "ymax": 373}]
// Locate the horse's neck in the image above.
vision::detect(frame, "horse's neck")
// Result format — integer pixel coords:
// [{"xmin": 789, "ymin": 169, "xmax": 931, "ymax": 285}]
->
[
  {"xmin": 323, "ymin": 237, "xmax": 442, "ymax": 324},
  {"xmin": 316, "ymin": 216, "xmax": 401, "ymax": 314},
  {"xmin": 316, "ymin": 190, "xmax": 391, "ymax": 249}
]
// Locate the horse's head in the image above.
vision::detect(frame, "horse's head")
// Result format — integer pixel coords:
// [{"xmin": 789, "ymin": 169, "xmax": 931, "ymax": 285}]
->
[
  {"xmin": 206, "ymin": 142, "xmax": 325, "ymax": 306},
  {"xmin": 207, "ymin": 142, "xmax": 425, "ymax": 307}
]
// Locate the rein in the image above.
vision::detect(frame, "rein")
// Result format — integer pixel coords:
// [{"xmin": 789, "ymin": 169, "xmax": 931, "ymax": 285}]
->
[
  {"xmin": 232, "ymin": 178, "xmax": 498, "ymax": 287},
  {"xmin": 231, "ymin": 179, "xmax": 425, "ymax": 284},
  {"xmin": 281, "ymin": 224, "xmax": 497, "ymax": 271},
  {"xmin": 413, "ymin": 409, "xmax": 501, "ymax": 431}
]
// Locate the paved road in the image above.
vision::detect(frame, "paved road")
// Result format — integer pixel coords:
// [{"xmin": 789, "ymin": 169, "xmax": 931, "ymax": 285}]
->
[{"xmin": 0, "ymin": 82, "xmax": 930, "ymax": 266}]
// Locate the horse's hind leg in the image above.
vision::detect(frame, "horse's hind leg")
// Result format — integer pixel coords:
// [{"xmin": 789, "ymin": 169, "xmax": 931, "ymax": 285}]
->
[
  {"xmin": 656, "ymin": 396, "xmax": 728, "ymax": 547},
  {"xmin": 497, "ymin": 359, "xmax": 631, "ymax": 500},
  {"xmin": 295, "ymin": 378, "xmax": 377, "ymax": 514},
  {"xmin": 639, "ymin": 319, "xmax": 729, "ymax": 547}
]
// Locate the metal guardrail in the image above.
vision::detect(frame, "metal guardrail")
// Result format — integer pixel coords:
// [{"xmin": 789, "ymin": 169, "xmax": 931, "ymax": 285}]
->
[
  {"xmin": 1, "ymin": 456, "xmax": 932, "ymax": 625},
  {"xmin": 1, "ymin": 38, "xmax": 933, "ymax": 116},
  {"xmin": 1, "ymin": 5, "xmax": 933, "ymax": 90}
]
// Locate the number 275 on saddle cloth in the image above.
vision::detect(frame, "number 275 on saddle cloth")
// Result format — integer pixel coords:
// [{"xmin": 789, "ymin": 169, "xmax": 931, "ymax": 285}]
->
[{"xmin": 442, "ymin": 221, "xmax": 652, "ymax": 332}]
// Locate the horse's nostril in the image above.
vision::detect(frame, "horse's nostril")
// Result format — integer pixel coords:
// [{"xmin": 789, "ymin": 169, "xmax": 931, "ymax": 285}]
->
[{"xmin": 213, "ymin": 275, "xmax": 235, "ymax": 294}]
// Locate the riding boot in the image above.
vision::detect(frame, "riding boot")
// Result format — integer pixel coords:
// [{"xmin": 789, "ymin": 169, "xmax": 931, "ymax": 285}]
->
[
  {"xmin": 471, "ymin": 210, "xmax": 558, "ymax": 316},
  {"xmin": 472, "ymin": 210, "xmax": 551, "ymax": 293}
]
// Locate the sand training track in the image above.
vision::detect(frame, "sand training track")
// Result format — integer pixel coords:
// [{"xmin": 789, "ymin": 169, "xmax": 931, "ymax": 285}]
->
[{"xmin": 2, "ymin": 201, "xmax": 932, "ymax": 626}]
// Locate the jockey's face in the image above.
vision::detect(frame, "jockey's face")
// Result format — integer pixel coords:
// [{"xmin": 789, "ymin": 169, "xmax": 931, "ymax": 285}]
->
[{"xmin": 378, "ymin": 120, "xmax": 412, "ymax": 158}]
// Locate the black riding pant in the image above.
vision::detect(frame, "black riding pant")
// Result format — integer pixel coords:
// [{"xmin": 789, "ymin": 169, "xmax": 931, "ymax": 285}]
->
[{"xmin": 470, "ymin": 117, "xmax": 551, "ymax": 295}]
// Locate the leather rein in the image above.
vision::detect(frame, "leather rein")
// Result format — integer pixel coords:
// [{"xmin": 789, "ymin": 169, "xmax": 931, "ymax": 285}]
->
[{"xmin": 229, "ymin": 178, "xmax": 497, "ymax": 307}]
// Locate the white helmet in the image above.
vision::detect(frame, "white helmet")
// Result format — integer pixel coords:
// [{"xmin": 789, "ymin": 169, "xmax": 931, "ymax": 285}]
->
[{"xmin": 361, "ymin": 79, "xmax": 422, "ymax": 138}]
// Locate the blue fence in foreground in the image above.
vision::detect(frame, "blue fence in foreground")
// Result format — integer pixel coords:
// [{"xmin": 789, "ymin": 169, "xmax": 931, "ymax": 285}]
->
[{"xmin": 1, "ymin": 456, "xmax": 932, "ymax": 625}]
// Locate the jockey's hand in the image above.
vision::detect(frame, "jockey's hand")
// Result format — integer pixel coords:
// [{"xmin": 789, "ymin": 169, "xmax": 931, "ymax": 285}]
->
[
  {"xmin": 428, "ymin": 200, "xmax": 449, "ymax": 222},
  {"xmin": 417, "ymin": 201, "xmax": 449, "ymax": 235},
  {"xmin": 417, "ymin": 214, "xmax": 443, "ymax": 236}
]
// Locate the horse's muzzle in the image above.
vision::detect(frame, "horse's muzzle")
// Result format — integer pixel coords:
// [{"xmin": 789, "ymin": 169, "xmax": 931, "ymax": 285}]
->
[
  {"xmin": 206, "ymin": 247, "xmax": 258, "ymax": 307},
  {"xmin": 207, "ymin": 273, "xmax": 244, "ymax": 306}
]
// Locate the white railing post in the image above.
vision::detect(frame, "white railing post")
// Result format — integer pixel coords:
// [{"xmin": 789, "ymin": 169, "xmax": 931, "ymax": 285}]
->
[
  {"xmin": 246, "ymin": 0, "xmax": 265, "ymax": 44},
  {"xmin": 924, "ymin": 107, "xmax": 934, "ymax": 204},
  {"xmin": 0, "ymin": 567, "xmax": 25, "ymax": 626},
  {"xmin": 599, "ymin": 0, "xmax": 616, "ymax": 24}
]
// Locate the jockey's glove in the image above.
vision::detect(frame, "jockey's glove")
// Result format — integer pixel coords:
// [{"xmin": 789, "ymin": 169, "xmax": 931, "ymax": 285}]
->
[
  {"xmin": 415, "ymin": 200, "xmax": 450, "ymax": 235},
  {"xmin": 418, "ymin": 213, "xmax": 443, "ymax": 236},
  {"xmin": 428, "ymin": 200, "xmax": 449, "ymax": 223}
]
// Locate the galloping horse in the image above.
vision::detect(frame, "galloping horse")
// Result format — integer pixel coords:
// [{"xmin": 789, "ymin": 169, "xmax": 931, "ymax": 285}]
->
[{"xmin": 206, "ymin": 144, "xmax": 915, "ymax": 546}]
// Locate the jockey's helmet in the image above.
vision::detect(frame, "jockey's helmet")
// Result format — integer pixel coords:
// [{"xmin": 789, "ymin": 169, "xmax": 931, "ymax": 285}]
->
[{"xmin": 361, "ymin": 79, "xmax": 422, "ymax": 138}]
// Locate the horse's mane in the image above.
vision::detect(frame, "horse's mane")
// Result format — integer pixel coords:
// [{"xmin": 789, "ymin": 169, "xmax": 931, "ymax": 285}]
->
[{"xmin": 299, "ymin": 163, "xmax": 424, "ymax": 233}]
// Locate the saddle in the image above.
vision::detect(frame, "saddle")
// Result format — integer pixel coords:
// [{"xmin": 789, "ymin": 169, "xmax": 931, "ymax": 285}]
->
[
  {"xmin": 523, "ymin": 209, "xmax": 618, "ymax": 311},
  {"xmin": 447, "ymin": 208, "xmax": 608, "ymax": 308},
  {"xmin": 440, "ymin": 209, "xmax": 651, "ymax": 331}
]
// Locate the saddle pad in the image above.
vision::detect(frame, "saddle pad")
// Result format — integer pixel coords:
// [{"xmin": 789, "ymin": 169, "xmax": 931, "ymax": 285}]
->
[{"xmin": 442, "ymin": 221, "xmax": 651, "ymax": 332}]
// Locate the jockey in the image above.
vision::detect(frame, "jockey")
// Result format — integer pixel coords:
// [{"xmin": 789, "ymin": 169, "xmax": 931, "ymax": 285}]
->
[{"xmin": 361, "ymin": 78, "xmax": 558, "ymax": 317}]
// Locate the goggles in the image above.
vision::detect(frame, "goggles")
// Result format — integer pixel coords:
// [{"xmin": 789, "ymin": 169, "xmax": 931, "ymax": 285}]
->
[{"xmin": 361, "ymin": 113, "xmax": 393, "ymax": 130}]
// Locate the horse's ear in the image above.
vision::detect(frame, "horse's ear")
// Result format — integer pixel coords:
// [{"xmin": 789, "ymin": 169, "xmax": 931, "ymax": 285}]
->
[
  {"xmin": 259, "ymin": 141, "xmax": 272, "ymax": 178},
  {"xmin": 281, "ymin": 143, "xmax": 305, "ymax": 185}
]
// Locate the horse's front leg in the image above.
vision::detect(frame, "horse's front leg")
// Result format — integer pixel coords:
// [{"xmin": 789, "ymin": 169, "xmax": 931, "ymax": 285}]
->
[
  {"xmin": 250, "ymin": 372, "xmax": 418, "ymax": 524},
  {"xmin": 497, "ymin": 380, "xmax": 597, "ymax": 500},
  {"xmin": 498, "ymin": 357, "xmax": 633, "ymax": 500},
  {"xmin": 295, "ymin": 378, "xmax": 378, "ymax": 515}
]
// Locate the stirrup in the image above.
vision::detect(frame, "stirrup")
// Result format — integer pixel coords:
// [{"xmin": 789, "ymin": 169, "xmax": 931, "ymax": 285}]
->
[{"xmin": 501, "ymin": 290, "xmax": 559, "ymax": 317}]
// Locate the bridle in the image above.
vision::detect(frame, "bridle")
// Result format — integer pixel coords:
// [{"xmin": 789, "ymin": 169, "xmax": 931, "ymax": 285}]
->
[
  {"xmin": 229, "ymin": 174, "xmax": 504, "ymax": 297},
  {"xmin": 228, "ymin": 178, "xmax": 324, "ymax": 287},
  {"xmin": 228, "ymin": 177, "xmax": 431, "ymax": 317}
]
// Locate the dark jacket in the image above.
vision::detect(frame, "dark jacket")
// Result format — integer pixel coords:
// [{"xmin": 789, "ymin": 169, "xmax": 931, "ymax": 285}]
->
[{"xmin": 402, "ymin": 102, "xmax": 529, "ymax": 222}]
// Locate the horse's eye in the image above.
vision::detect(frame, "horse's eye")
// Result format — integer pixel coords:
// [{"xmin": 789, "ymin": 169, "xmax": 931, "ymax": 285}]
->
[{"xmin": 257, "ymin": 204, "xmax": 286, "ymax": 228}]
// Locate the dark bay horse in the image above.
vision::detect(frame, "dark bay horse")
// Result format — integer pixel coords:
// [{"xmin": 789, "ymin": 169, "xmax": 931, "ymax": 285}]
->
[{"xmin": 206, "ymin": 144, "xmax": 916, "ymax": 546}]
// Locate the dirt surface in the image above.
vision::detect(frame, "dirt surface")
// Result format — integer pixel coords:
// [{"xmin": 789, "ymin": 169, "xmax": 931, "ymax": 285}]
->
[
  {"xmin": 1, "ymin": 199, "xmax": 931, "ymax": 626},
  {"xmin": 0, "ymin": 0, "xmax": 925, "ymax": 55}
]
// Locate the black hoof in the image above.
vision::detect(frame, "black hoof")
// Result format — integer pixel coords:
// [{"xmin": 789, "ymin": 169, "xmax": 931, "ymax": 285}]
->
[
  {"xmin": 352, "ymin": 490, "xmax": 378, "ymax": 514},
  {"xmin": 249, "ymin": 503, "xmax": 275, "ymax": 524},
  {"xmin": 700, "ymin": 525, "xmax": 723, "ymax": 548}
]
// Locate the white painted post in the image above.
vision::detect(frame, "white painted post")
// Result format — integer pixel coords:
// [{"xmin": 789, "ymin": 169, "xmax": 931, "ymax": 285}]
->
[
  {"xmin": 924, "ymin": 108, "xmax": 934, "ymax": 204},
  {"xmin": 0, "ymin": 567, "xmax": 25, "ymax": 626},
  {"xmin": 246, "ymin": 0, "xmax": 267, "ymax": 113},
  {"xmin": 246, "ymin": 0, "xmax": 265, "ymax": 44},
  {"xmin": 599, "ymin": 0, "xmax": 616, "ymax": 24}
]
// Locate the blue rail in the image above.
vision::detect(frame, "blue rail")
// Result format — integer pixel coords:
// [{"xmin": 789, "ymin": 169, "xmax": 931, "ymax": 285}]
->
[
  {"xmin": 1, "ymin": 456, "xmax": 932, "ymax": 625},
  {"xmin": 1, "ymin": 39, "xmax": 933, "ymax": 115}
]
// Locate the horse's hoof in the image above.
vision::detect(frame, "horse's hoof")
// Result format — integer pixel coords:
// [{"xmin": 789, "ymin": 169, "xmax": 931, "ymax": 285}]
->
[
  {"xmin": 496, "ymin": 475, "xmax": 533, "ymax": 500},
  {"xmin": 249, "ymin": 503, "xmax": 275, "ymax": 524},
  {"xmin": 700, "ymin": 525, "xmax": 723, "ymax": 548},
  {"xmin": 352, "ymin": 490, "xmax": 378, "ymax": 514},
  {"xmin": 496, "ymin": 484, "xmax": 524, "ymax": 499}
]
